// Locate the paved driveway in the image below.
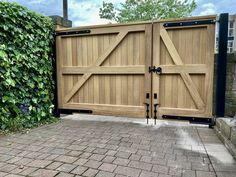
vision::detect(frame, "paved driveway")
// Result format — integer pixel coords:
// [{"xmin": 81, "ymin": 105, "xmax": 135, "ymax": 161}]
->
[{"xmin": 0, "ymin": 115, "xmax": 236, "ymax": 177}]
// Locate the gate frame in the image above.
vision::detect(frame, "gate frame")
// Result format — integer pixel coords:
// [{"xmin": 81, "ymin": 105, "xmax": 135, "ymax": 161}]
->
[{"xmin": 53, "ymin": 15, "xmax": 224, "ymax": 123}]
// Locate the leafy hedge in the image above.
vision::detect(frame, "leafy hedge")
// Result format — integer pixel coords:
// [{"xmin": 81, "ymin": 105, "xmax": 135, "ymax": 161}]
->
[{"xmin": 0, "ymin": 1, "xmax": 56, "ymax": 131}]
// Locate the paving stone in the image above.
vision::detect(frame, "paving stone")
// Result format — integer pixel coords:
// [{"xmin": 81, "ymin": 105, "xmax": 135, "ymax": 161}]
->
[
  {"xmin": 98, "ymin": 163, "xmax": 117, "ymax": 172},
  {"xmin": 128, "ymin": 160, "xmax": 152, "ymax": 171},
  {"xmin": 139, "ymin": 170, "xmax": 159, "ymax": 177},
  {"xmin": 196, "ymin": 171, "xmax": 216, "ymax": 177},
  {"xmin": 56, "ymin": 163, "xmax": 77, "ymax": 172},
  {"xmin": 158, "ymin": 174, "xmax": 172, "ymax": 177},
  {"xmin": 0, "ymin": 171, "xmax": 8, "ymax": 176},
  {"xmin": 129, "ymin": 154, "xmax": 141, "ymax": 161},
  {"xmin": 113, "ymin": 158, "xmax": 130, "ymax": 166},
  {"xmin": 115, "ymin": 151, "xmax": 131, "ymax": 159},
  {"xmin": 140, "ymin": 156, "xmax": 152, "ymax": 163},
  {"xmin": 1, "ymin": 117, "xmax": 236, "ymax": 177},
  {"xmin": 102, "ymin": 156, "xmax": 115, "ymax": 163},
  {"xmin": 30, "ymin": 169, "xmax": 58, "ymax": 177},
  {"xmin": 46, "ymin": 162, "xmax": 63, "ymax": 170},
  {"xmin": 27, "ymin": 159, "xmax": 52, "ymax": 168},
  {"xmin": 84, "ymin": 160, "xmax": 102, "ymax": 169},
  {"xmin": 152, "ymin": 164, "xmax": 169, "ymax": 174},
  {"xmin": 216, "ymin": 171, "xmax": 236, "ymax": 177},
  {"xmin": 169, "ymin": 167, "xmax": 182, "ymax": 176},
  {"xmin": 167, "ymin": 160, "xmax": 191, "ymax": 170},
  {"xmin": 105, "ymin": 150, "xmax": 117, "ymax": 156},
  {"xmin": 192, "ymin": 162, "xmax": 209, "ymax": 171},
  {"xmin": 7, "ymin": 157, "xmax": 22, "ymax": 164},
  {"xmin": 56, "ymin": 172, "xmax": 75, "ymax": 177},
  {"xmin": 67, "ymin": 150, "xmax": 83, "ymax": 157},
  {"xmin": 89, "ymin": 154, "xmax": 105, "ymax": 161},
  {"xmin": 55, "ymin": 155, "xmax": 77, "ymax": 163},
  {"xmin": 14, "ymin": 158, "xmax": 33, "ymax": 166},
  {"xmin": 80, "ymin": 152, "xmax": 92, "ymax": 159},
  {"xmin": 73, "ymin": 158, "xmax": 89, "ymax": 166},
  {"xmin": 71, "ymin": 166, "xmax": 88, "ymax": 175},
  {"xmin": 93, "ymin": 148, "xmax": 107, "ymax": 155},
  {"xmin": 114, "ymin": 166, "xmax": 141, "ymax": 177},
  {"xmin": 83, "ymin": 168, "xmax": 98, "ymax": 177},
  {"xmin": 5, "ymin": 174, "xmax": 24, "ymax": 177},
  {"xmin": 95, "ymin": 171, "xmax": 115, "ymax": 177},
  {"xmin": 19, "ymin": 167, "xmax": 38, "ymax": 176},
  {"xmin": 0, "ymin": 164, "xmax": 18, "ymax": 173},
  {"xmin": 117, "ymin": 146, "xmax": 137, "ymax": 154},
  {"xmin": 182, "ymin": 170, "xmax": 196, "ymax": 177}
]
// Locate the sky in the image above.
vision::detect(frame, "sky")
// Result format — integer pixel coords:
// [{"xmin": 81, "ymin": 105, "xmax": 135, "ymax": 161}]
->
[{"xmin": 6, "ymin": 0, "xmax": 236, "ymax": 26}]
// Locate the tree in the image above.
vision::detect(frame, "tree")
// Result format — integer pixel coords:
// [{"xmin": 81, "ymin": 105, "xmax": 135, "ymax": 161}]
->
[{"xmin": 99, "ymin": 0, "xmax": 197, "ymax": 23}]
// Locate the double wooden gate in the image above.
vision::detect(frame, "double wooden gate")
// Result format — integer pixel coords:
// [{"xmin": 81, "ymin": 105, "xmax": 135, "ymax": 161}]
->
[{"xmin": 56, "ymin": 16, "xmax": 216, "ymax": 119}]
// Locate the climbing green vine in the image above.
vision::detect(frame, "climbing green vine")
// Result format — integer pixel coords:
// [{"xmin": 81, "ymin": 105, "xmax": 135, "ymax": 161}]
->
[{"xmin": 0, "ymin": 1, "xmax": 56, "ymax": 131}]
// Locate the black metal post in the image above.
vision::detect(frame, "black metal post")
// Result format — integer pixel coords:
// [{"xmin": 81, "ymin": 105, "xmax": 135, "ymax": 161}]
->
[
  {"xmin": 63, "ymin": 0, "xmax": 68, "ymax": 19},
  {"xmin": 215, "ymin": 13, "xmax": 229, "ymax": 117},
  {"xmin": 52, "ymin": 34, "xmax": 60, "ymax": 117}
]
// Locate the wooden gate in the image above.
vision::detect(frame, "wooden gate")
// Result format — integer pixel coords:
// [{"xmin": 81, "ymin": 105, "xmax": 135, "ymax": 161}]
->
[
  {"xmin": 56, "ymin": 16, "xmax": 216, "ymax": 119},
  {"xmin": 152, "ymin": 17, "xmax": 215, "ymax": 118},
  {"xmin": 56, "ymin": 23, "xmax": 152, "ymax": 117}
]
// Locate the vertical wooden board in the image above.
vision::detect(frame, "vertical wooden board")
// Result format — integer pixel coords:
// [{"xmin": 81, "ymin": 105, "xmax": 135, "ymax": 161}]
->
[
  {"xmin": 87, "ymin": 36, "xmax": 94, "ymax": 104},
  {"xmin": 103, "ymin": 35, "xmax": 110, "ymax": 104},
  {"xmin": 204, "ymin": 25, "xmax": 215, "ymax": 115},
  {"xmin": 133, "ymin": 33, "xmax": 140, "ymax": 106},
  {"xmin": 64, "ymin": 38, "xmax": 74, "ymax": 103},
  {"xmin": 200, "ymin": 28, "xmax": 207, "ymax": 64},
  {"xmin": 127, "ymin": 33, "xmax": 134, "ymax": 105},
  {"xmin": 93, "ymin": 36, "xmax": 99, "ymax": 104},
  {"xmin": 109, "ymin": 35, "xmax": 116, "ymax": 105},
  {"xmin": 106, "ymin": 34, "xmax": 119, "ymax": 65},
  {"xmin": 116, "ymin": 35, "xmax": 122, "ymax": 105},
  {"xmin": 56, "ymin": 36, "xmax": 63, "ymax": 107},
  {"xmin": 71, "ymin": 38, "xmax": 78, "ymax": 103},
  {"xmin": 171, "ymin": 74, "xmax": 178, "ymax": 108},
  {"xmin": 77, "ymin": 37, "xmax": 84, "ymax": 103},
  {"xmin": 80, "ymin": 36, "xmax": 89, "ymax": 103},
  {"xmin": 121, "ymin": 33, "xmax": 128, "ymax": 105},
  {"xmin": 139, "ymin": 31, "xmax": 145, "ymax": 105},
  {"xmin": 98, "ymin": 35, "xmax": 105, "ymax": 104},
  {"xmin": 192, "ymin": 28, "xmax": 201, "ymax": 64},
  {"xmin": 152, "ymin": 23, "xmax": 160, "ymax": 116}
]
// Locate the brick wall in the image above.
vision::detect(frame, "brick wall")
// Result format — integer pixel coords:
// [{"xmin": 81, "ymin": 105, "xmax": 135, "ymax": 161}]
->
[{"xmin": 214, "ymin": 54, "xmax": 236, "ymax": 117}]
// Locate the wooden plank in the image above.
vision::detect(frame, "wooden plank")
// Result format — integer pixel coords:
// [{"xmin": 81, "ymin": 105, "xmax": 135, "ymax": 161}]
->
[
  {"xmin": 56, "ymin": 36, "xmax": 63, "ymax": 108},
  {"xmin": 160, "ymin": 27, "xmax": 205, "ymax": 110},
  {"xmin": 158, "ymin": 107, "xmax": 210, "ymax": 118},
  {"xmin": 64, "ymin": 31, "xmax": 128, "ymax": 102},
  {"xmin": 61, "ymin": 103, "xmax": 145, "ymax": 118},
  {"xmin": 62, "ymin": 66, "xmax": 145, "ymax": 75},
  {"xmin": 204, "ymin": 24, "xmax": 215, "ymax": 116},
  {"xmin": 127, "ymin": 33, "xmax": 134, "ymax": 105}
]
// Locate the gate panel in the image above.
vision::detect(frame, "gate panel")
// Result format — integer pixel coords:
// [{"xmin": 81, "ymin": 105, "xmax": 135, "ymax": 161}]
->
[
  {"xmin": 152, "ymin": 17, "xmax": 215, "ymax": 118},
  {"xmin": 56, "ymin": 23, "xmax": 152, "ymax": 117}
]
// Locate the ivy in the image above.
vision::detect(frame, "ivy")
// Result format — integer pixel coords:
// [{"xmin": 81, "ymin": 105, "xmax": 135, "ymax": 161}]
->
[{"xmin": 0, "ymin": 1, "xmax": 56, "ymax": 132}]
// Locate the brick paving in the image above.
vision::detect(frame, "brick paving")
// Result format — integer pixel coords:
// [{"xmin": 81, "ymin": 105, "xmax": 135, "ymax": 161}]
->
[{"xmin": 0, "ymin": 115, "xmax": 236, "ymax": 177}]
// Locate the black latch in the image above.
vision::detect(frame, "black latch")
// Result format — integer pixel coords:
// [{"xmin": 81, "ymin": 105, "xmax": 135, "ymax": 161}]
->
[
  {"xmin": 143, "ymin": 102, "xmax": 150, "ymax": 124},
  {"xmin": 149, "ymin": 66, "xmax": 162, "ymax": 74}
]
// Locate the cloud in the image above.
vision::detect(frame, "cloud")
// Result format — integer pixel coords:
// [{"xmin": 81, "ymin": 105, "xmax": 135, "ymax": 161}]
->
[
  {"xmin": 68, "ymin": 0, "xmax": 121, "ymax": 26},
  {"xmin": 199, "ymin": 3, "xmax": 217, "ymax": 15}
]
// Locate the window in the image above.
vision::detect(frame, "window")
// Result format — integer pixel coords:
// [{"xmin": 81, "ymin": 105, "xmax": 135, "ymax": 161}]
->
[
  {"xmin": 228, "ymin": 21, "xmax": 234, "ymax": 37},
  {"xmin": 228, "ymin": 40, "xmax": 233, "ymax": 53},
  {"xmin": 229, "ymin": 21, "xmax": 234, "ymax": 28}
]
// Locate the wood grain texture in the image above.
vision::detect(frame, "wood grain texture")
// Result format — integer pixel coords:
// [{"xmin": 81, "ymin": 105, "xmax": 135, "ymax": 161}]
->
[{"xmin": 56, "ymin": 16, "xmax": 215, "ymax": 118}]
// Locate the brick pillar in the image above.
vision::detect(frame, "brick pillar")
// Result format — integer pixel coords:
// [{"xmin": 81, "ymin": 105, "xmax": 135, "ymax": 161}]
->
[{"xmin": 49, "ymin": 15, "xmax": 72, "ymax": 29}]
